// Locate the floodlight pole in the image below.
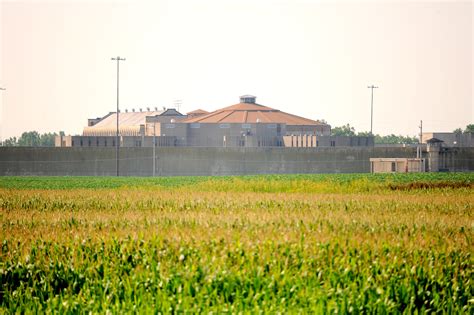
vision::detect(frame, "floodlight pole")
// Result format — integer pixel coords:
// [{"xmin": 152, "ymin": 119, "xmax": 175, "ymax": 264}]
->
[
  {"xmin": 367, "ymin": 85, "xmax": 378, "ymax": 135},
  {"xmin": 111, "ymin": 57, "xmax": 125, "ymax": 176}
]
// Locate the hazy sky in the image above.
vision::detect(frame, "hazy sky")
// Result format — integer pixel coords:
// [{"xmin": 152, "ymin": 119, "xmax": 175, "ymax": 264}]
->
[{"xmin": 0, "ymin": 0, "xmax": 472, "ymax": 139}]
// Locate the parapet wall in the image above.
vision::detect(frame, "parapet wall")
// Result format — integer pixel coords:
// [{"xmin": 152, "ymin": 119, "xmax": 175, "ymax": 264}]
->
[{"xmin": 0, "ymin": 147, "xmax": 472, "ymax": 176}]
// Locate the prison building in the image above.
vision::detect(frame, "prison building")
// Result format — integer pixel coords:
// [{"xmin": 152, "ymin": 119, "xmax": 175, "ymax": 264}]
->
[
  {"xmin": 83, "ymin": 108, "xmax": 185, "ymax": 136},
  {"xmin": 55, "ymin": 108, "xmax": 186, "ymax": 147},
  {"xmin": 282, "ymin": 135, "xmax": 374, "ymax": 148},
  {"xmin": 183, "ymin": 95, "xmax": 331, "ymax": 136},
  {"xmin": 144, "ymin": 95, "xmax": 327, "ymax": 147},
  {"xmin": 421, "ymin": 132, "xmax": 474, "ymax": 147},
  {"xmin": 57, "ymin": 95, "xmax": 372, "ymax": 148}
]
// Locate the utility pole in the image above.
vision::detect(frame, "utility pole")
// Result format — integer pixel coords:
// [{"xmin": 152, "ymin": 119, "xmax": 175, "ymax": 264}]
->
[
  {"xmin": 417, "ymin": 120, "xmax": 423, "ymax": 158},
  {"xmin": 174, "ymin": 99, "xmax": 182, "ymax": 112},
  {"xmin": 153, "ymin": 122, "xmax": 156, "ymax": 177},
  {"xmin": 111, "ymin": 56, "xmax": 125, "ymax": 176},
  {"xmin": 419, "ymin": 120, "xmax": 423, "ymax": 144},
  {"xmin": 367, "ymin": 85, "xmax": 378, "ymax": 135}
]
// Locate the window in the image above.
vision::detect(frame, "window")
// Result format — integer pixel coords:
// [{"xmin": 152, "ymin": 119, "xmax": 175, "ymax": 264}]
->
[
  {"xmin": 88, "ymin": 139, "xmax": 91, "ymax": 147},
  {"xmin": 330, "ymin": 140, "xmax": 336, "ymax": 147},
  {"xmin": 391, "ymin": 162, "xmax": 396, "ymax": 172},
  {"xmin": 267, "ymin": 124, "xmax": 277, "ymax": 129},
  {"xmin": 112, "ymin": 140, "xmax": 115, "ymax": 147},
  {"xmin": 241, "ymin": 123, "xmax": 251, "ymax": 129},
  {"xmin": 72, "ymin": 140, "xmax": 75, "ymax": 146},
  {"xmin": 96, "ymin": 139, "xmax": 99, "ymax": 146},
  {"xmin": 104, "ymin": 140, "xmax": 107, "ymax": 147},
  {"xmin": 190, "ymin": 123, "xmax": 200, "ymax": 129},
  {"xmin": 80, "ymin": 139, "xmax": 83, "ymax": 147},
  {"xmin": 219, "ymin": 123, "xmax": 230, "ymax": 129}
]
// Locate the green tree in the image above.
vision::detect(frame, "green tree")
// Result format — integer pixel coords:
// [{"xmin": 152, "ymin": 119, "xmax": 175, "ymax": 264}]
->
[
  {"xmin": 453, "ymin": 128, "xmax": 463, "ymax": 135},
  {"xmin": 17, "ymin": 131, "xmax": 41, "ymax": 146},
  {"xmin": 374, "ymin": 134, "xmax": 418, "ymax": 144},
  {"xmin": 331, "ymin": 124, "xmax": 356, "ymax": 136},
  {"xmin": 2, "ymin": 131, "xmax": 61, "ymax": 147},
  {"xmin": 357, "ymin": 131, "xmax": 372, "ymax": 137},
  {"xmin": 39, "ymin": 132, "xmax": 57, "ymax": 146},
  {"xmin": 464, "ymin": 124, "xmax": 474, "ymax": 133},
  {"xmin": 2, "ymin": 137, "xmax": 18, "ymax": 146}
]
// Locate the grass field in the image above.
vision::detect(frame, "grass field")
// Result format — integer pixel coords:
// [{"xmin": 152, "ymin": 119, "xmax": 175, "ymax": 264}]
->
[{"xmin": 1, "ymin": 174, "xmax": 473, "ymax": 313}]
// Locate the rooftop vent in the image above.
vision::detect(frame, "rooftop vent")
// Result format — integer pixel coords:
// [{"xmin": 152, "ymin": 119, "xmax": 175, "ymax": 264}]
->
[
  {"xmin": 132, "ymin": 108, "xmax": 135, "ymax": 112},
  {"xmin": 125, "ymin": 109, "xmax": 128, "ymax": 113},
  {"xmin": 146, "ymin": 107, "xmax": 150, "ymax": 111},
  {"xmin": 240, "ymin": 95, "xmax": 256, "ymax": 104},
  {"xmin": 139, "ymin": 108, "xmax": 142, "ymax": 112},
  {"xmin": 154, "ymin": 107, "xmax": 158, "ymax": 111}
]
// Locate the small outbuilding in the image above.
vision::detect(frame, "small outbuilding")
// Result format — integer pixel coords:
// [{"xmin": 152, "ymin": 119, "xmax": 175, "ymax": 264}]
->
[{"xmin": 370, "ymin": 158, "xmax": 425, "ymax": 173}]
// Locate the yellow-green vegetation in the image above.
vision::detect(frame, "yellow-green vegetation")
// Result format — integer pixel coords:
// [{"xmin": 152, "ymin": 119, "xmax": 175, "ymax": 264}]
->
[{"xmin": 0, "ymin": 174, "xmax": 473, "ymax": 313}]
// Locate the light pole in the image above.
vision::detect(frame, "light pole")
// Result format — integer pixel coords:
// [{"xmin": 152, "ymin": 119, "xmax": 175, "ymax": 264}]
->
[
  {"xmin": 111, "ymin": 57, "xmax": 125, "ymax": 176},
  {"xmin": 367, "ymin": 85, "xmax": 378, "ymax": 135}
]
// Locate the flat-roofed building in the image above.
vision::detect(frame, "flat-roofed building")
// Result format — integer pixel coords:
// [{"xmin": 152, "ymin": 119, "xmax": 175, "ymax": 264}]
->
[
  {"xmin": 422, "ymin": 132, "xmax": 474, "ymax": 147},
  {"xmin": 370, "ymin": 158, "xmax": 426, "ymax": 173}
]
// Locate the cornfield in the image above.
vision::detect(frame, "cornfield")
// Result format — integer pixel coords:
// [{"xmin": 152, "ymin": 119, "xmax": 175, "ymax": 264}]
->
[{"xmin": 1, "ymin": 174, "xmax": 472, "ymax": 313}]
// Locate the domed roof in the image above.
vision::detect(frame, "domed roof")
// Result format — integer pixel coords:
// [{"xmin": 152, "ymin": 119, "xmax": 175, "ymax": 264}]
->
[{"xmin": 183, "ymin": 102, "xmax": 325, "ymax": 126}]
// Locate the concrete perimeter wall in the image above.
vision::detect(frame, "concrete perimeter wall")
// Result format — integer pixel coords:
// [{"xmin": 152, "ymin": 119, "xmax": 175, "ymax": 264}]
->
[{"xmin": 0, "ymin": 147, "xmax": 472, "ymax": 176}]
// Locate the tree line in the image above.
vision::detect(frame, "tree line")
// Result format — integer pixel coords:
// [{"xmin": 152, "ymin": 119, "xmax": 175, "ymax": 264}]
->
[
  {"xmin": 331, "ymin": 123, "xmax": 474, "ymax": 144},
  {"xmin": 330, "ymin": 124, "xmax": 419, "ymax": 144},
  {"xmin": 1, "ymin": 131, "xmax": 64, "ymax": 147},
  {"xmin": 1, "ymin": 124, "xmax": 472, "ymax": 146},
  {"xmin": 453, "ymin": 124, "xmax": 474, "ymax": 134}
]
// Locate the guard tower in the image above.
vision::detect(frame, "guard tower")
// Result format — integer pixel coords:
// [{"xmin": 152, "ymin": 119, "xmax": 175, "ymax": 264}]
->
[{"xmin": 426, "ymin": 138, "xmax": 444, "ymax": 172}]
